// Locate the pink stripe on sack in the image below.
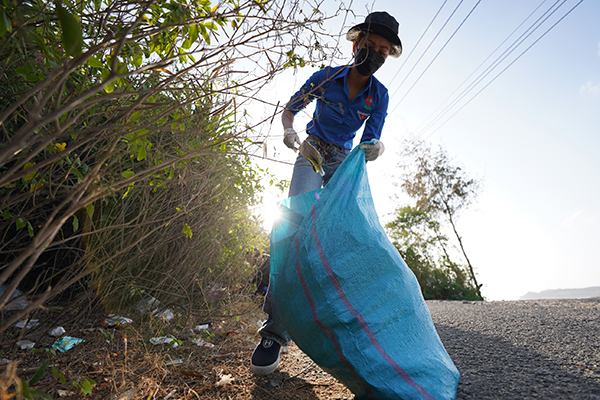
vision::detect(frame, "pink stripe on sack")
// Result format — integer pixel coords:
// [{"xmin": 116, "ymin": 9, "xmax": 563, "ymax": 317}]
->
[
  {"xmin": 293, "ymin": 236, "xmax": 376, "ymax": 399},
  {"xmin": 309, "ymin": 207, "xmax": 435, "ymax": 400}
]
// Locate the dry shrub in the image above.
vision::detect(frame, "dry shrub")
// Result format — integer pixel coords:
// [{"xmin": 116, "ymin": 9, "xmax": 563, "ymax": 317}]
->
[{"xmin": 0, "ymin": 0, "xmax": 340, "ymax": 333}]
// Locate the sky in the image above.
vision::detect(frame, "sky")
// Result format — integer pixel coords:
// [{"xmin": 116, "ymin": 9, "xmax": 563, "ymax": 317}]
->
[{"xmin": 253, "ymin": 0, "xmax": 600, "ymax": 301}]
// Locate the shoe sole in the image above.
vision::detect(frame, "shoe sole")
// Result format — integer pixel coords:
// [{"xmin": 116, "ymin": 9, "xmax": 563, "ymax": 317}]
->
[{"xmin": 250, "ymin": 354, "xmax": 280, "ymax": 375}]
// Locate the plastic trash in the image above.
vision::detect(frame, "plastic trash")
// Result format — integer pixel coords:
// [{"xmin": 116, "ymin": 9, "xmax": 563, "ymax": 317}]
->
[
  {"xmin": 215, "ymin": 374, "xmax": 233, "ymax": 386},
  {"xmin": 0, "ymin": 285, "xmax": 28, "ymax": 310},
  {"xmin": 52, "ymin": 336, "xmax": 84, "ymax": 352},
  {"xmin": 158, "ymin": 309, "xmax": 174, "ymax": 322},
  {"xmin": 165, "ymin": 359, "xmax": 183, "ymax": 366},
  {"xmin": 149, "ymin": 336, "xmax": 178, "ymax": 347},
  {"xmin": 17, "ymin": 340, "xmax": 35, "ymax": 350},
  {"xmin": 15, "ymin": 319, "xmax": 39, "ymax": 329},
  {"xmin": 270, "ymin": 145, "xmax": 460, "ymax": 400},
  {"xmin": 136, "ymin": 297, "xmax": 174, "ymax": 321},
  {"xmin": 194, "ymin": 324, "xmax": 210, "ymax": 332},
  {"xmin": 49, "ymin": 327, "xmax": 66, "ymax": 337},
  {"xmin": 103, "ymin": 314, "xmax": 133, "ymax": 327},
  {"xmin": 192, "ymin": 338, "xmax": 214, "ymax": 348},
  {"xmin": 299, "ymin": 140, "xmax": 325, "ymax": 176},
  {"xmin": 137, "ymin": 296, "xmax": 160, "ymax": 314},
  {"xmin": 0, "ymin": 359, "xmax": 10, "ymax": 366}
]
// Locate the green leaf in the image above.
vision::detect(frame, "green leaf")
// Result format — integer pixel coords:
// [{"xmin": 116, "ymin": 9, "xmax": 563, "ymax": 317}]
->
[
  {"xmin": 0, "ymin": 9, "xmax": 12, "ymax": 36},
  {"xmin": 182, "ymin": 222, "xmax": 193, "ymax": 239},
  {"xmin": 31, "ymin": 389, "xmax": 52, "ymax": 400},
  {"xmin": 51, "ymin": 366, "xmax": 67, "ymax": 384},
  {"xmin": 204, "ymin": 21, "xmax": 218, "ymax": 31},
  {"xmin": 104, "ymin": 81, "xmax": 115, "ymax": 93},
  {"xmin": 133, "ymin": 52, "xmax": 143, "ymax": 68},
  {"xmin": 70, "ymin": 166, "xmax": 84, "ymax": 180},
  {"xmin": 86, "ymin": 203, "xmax": 95, "ymax": 219},
  {"xmin": 30, "ymin": 389, "xmax": 52, "ymax": 400},
  {"xmin": 199, "ymin": 24, "xmax": 210, "ymax": 45},
  {"xmin": 88, "ymin": 56, "xmax": 103, "ymax": 68},
  {"xmin": 129, "ymin": 111, "xmax": 141, "ymax": 122},
  {"xmin": 23, "ymin": 162, "xmax": 37, "ymax": 181},
  {"xmin": 81, "ymin": 379, "xmax": 93, "ymax": 394},
  {"xmin": 122, "ymin": 171, "xmax": 135, "ymax": 178},
  {"xmin": 189, "ymin": 24, "xmax": 199, "ymax": 43},
  {"xmin": 29, "ymin": 359, "xmax": 49, "ymax": 386},
  {"xmin": 27, "ymin": 221, "xmax": 34, "ymax": 237},
  {"xmin": 20, "ymin": 381, "xmax": 32, "ymax": 399},
  {"xmin": 15, "ymin": 218, "xmax": 26, "ymax": 231},
  {"xmin": 57, "ymin": 4, "xmax": 83, "ymax": 56},
  {"xmin": 72, "ymin": 215, "xmax": 79, "ymax": 231},
  {"xmin": 137, "ymin": 146, "xmax": 147, "ymax": 161},
  {"xmin": 101, "ymin": 68, "xmax": 110, "ymax": 82},
  {"xmin": 122, "ymin": 183, "xmax": 135, "ymax": 199}
]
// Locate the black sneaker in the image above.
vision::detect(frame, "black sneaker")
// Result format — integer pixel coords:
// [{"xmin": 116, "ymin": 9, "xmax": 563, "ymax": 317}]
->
[{"xmin": 250, "ymin": 338, "xmax": 281, "ymax": 375}]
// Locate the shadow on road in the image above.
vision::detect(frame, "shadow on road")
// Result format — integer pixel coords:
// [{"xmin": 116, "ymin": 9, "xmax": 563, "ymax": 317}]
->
[{"xmin": 436, "ymin": 323, "xmax": 600, "ymax": 400}]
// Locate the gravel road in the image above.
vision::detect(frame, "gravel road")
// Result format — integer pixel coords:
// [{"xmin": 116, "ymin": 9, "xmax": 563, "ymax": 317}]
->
[{"xmin": 427, "ymin": 298, "xmax": 600, "ymax": 400}]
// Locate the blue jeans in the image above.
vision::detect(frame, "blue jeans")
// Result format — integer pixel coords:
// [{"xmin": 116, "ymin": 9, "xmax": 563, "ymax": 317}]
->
[{"xmin": 258, "ymin": 135, "xmax": 350, "ymax": 345}]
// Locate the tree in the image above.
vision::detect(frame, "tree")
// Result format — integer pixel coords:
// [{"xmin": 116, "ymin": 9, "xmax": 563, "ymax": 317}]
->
[
  {"xmin": 385, "ymin": 206, "xmax": 482, "ymax": 300},
  {"xmin": 0, "ymin": 0, "xmax": 337, "ymax": 332},
  {"xmin": 396, "ymin": 141, "xmax": 482, "ymax": 298}
]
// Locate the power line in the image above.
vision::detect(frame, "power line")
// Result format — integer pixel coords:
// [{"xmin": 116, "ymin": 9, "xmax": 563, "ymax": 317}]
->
[
  {"xmin": 417, "ymin": 0, "xmax": 585, "ymax": 143},
  {"xmin": 389, "ymin": 0, "xmax": 484, "ymax": 115},
  {"xmin": 413, "ymin": 0, "xmax": 552, "ymax": 134},
  {"xmin": 416, "ymin": 0, "xmax": 566, "ymax": 138},
  {"xmin": 387, "ymin": 0, "xmax": 449, "ymax": 87},
  {"xmin": 388, "ymin": 0, "xmax": 466, "ymax": 102}
]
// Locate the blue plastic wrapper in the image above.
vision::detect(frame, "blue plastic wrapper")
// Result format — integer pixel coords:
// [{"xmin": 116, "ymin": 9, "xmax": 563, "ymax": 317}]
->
[
  {"xmin": 271, "ymin": 145, "xmax": 460, "ymax": 400},
  {"xmin": 52, "ymin": 336, "xmax": 85, "ymax": 352}
]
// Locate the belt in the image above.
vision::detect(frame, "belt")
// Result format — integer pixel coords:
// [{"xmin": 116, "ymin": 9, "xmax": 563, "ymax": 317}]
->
[{"xmin": 306, "ymin": 134, "xmax": 346, "ymax": 155}]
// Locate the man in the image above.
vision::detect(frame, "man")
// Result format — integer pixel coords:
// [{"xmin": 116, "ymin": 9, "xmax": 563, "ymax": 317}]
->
[{"xmin": 251, "ymin": 11, "xmax": 403, "ymax": 375}]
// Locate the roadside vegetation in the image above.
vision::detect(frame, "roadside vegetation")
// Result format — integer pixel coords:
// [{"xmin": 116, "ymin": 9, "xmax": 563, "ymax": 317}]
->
[
  {"xmin": 386, "ymin": 141, "xmax": 483, "ymax": 300},
  {"xmin": 1, "ymin": 0, "xmax": 482, "ymax": 397}
]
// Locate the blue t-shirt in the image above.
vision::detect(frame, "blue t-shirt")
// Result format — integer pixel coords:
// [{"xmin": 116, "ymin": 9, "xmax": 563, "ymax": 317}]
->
[{"xmin": 286, "ymin": 65, "xmax": 389, "ymax": 150}]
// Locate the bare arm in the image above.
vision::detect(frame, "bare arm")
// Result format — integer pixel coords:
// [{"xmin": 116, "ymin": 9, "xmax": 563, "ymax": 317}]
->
[{"xmin": 282, "ymin": 108, "xmax": 294, "ymax": 130}]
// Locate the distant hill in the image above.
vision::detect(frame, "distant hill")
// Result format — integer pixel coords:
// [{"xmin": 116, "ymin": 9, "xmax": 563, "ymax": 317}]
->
[{"xmin": 520, "ymin": 286, "xmax": 600, "ymax": 300}]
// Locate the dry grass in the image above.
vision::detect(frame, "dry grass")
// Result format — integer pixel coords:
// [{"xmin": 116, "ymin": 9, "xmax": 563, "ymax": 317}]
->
[{"xmin": 0, "ymin": 295, "xmax": 354, "ymax": 400}]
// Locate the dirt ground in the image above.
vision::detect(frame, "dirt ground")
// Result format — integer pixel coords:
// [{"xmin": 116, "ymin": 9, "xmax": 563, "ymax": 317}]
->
[{"xmin": 0, "ymin": 296, "xmax": 354, "ymax": 400}]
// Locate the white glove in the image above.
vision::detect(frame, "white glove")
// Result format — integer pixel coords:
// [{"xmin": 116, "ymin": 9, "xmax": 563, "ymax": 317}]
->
[
  {"xmin": 283, "ymin": 128, "xmax": 301, "ymax": 151},
  {"xmin": 359, "ymin": 139, "xmax": 385, "ymax": 161}
]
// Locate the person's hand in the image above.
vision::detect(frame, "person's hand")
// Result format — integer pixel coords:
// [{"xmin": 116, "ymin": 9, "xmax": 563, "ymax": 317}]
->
[
  {"xmin": 359, "ymin": 140, "xmax": 385, "ymax": 161},
  {"xmin": 283, "ymin": 128, "xmax": 301, "ymax": 151}
]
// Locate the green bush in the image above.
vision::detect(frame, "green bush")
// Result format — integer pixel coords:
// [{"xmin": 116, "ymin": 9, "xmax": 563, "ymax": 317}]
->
[{"xmin": 0, "ymin": 0, "xmax": 332, "ymax": 331}]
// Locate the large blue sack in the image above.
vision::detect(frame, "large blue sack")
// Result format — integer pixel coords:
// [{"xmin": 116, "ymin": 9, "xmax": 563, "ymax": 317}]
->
[{"xmin": 270, "ymin": 145, "xmax": 460, "ymax": 400}]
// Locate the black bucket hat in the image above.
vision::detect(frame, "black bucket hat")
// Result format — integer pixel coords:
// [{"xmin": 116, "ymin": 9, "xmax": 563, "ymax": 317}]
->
[{"xmin": 346, "ymin": 11, "xmax": 402, "ymax": 58}]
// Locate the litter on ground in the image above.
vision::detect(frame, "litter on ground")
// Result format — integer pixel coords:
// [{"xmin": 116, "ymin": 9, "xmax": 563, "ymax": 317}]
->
[
  {"xmin": 149, "ymin": 336, "xmax": 178, "ymax": 347},
  {"xmin": 52, "ymin": 336, "xmax": 85, "ymax": 352}
]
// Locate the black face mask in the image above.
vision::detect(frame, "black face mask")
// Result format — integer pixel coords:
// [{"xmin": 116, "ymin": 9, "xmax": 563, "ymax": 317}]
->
[{"xmin": 353, "ymin": 47, "xmax": 385, "ymax": 76}]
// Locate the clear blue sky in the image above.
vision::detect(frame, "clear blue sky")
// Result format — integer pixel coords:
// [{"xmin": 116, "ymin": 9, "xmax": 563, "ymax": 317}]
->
[{"xmin": 256, "ymin": 0, "xmax": 600, "ymax": 300}]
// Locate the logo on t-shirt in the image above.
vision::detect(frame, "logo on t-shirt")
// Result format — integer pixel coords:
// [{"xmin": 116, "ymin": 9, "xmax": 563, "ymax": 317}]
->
[
  {"xmin": 364, "ymin": 96, "xmax": 373, "ymax": 110},
  {"xmin": 357, "ymin": 110, "xmax": 370, "ymax": 120}
]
